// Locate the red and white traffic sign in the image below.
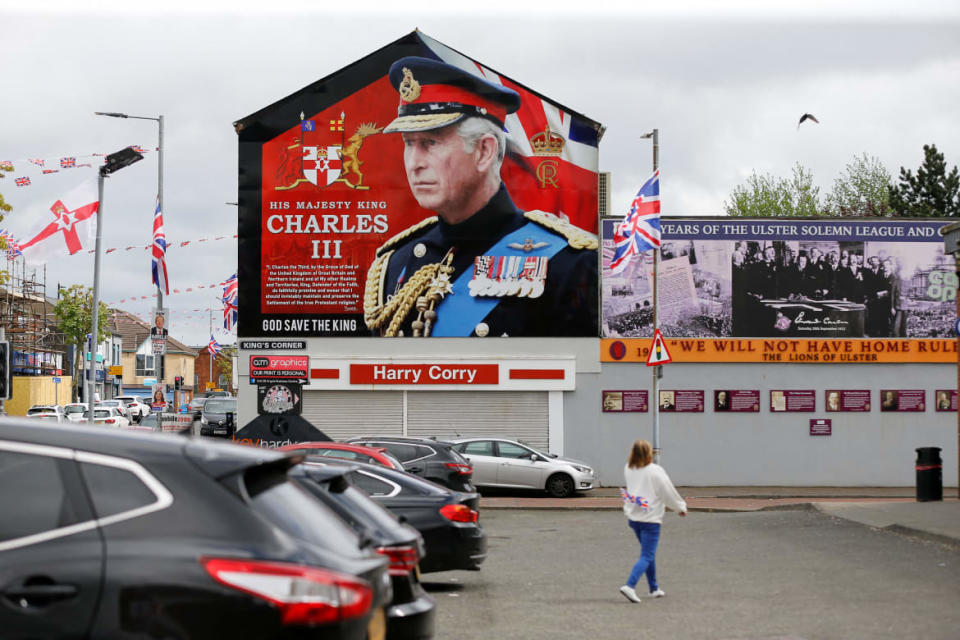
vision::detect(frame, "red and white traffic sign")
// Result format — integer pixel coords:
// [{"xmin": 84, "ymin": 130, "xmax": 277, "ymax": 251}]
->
[{"xmin": 646, "ymin": 329, "xmax": 673, "ymax": 366}]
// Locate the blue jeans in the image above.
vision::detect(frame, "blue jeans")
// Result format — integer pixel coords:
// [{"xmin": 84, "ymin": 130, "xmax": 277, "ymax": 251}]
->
[{"xmin": 626, "ymin": 520, "xmax": 661, "ymax": 592}]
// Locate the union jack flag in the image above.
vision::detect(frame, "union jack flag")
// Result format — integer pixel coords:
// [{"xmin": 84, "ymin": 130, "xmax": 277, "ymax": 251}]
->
[
  {"xmin": 208, "ymin": 335, "xmax": 222, "ymax": 357},
  {"xmin": 151, "ymin": 197, "xmax": 170, "ymax": 295},
  {"xmin": 222, "ymin": 273, "xmax": 238, "ymax": 331},
  {"xmin": 60, "ymin": 157, "xmax": 76, "ymax": 168},
  {"xmin": 609, "ymin": 170, "xmax": 661, "ymax": 275},
  {"xmin": 15, "ymin": 177, "xmax": 30, "ymax": 187},
  {"xmin": 28, "ymin": 158, "xmax": 44, "ymax": 168},
  {"xmin": 0, "ymin": 229, "xmax": 22, "ymax": 258}
]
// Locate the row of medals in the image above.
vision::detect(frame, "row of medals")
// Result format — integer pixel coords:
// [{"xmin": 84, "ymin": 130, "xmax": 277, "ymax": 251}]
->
[{"xmin": 468, "ymin": 255, "xmax": 549, "ymax": 299}]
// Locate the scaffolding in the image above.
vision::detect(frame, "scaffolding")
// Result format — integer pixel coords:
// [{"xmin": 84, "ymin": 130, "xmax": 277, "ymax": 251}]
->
[{"xmin": 0, "ymin": 257, "xmax": 64, "ymax": 375}]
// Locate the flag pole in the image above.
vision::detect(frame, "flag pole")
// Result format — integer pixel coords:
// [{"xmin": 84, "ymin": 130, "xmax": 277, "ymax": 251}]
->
[
  {"xmin": 648, "ymin": 129, "xmax": 661, "ymax": 464},
  {"xmin": 209, "ymin": 308, "xmax": 213, "ymax": 387}
]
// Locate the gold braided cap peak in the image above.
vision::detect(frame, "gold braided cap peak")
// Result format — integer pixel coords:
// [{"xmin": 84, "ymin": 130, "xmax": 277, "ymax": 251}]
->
[
  {"xmin": 524, "ymin": 210, "xmax": 598, "ymax": 251},
  {"xmin": 374, "ymin": 216, "xmax": 439, "ymax": 257}
]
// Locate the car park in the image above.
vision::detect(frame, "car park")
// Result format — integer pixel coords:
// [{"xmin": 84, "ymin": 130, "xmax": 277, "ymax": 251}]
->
[
  {"xmin": 114, "ymin": 396, "xmax": 150, "ymax": 423},
  {"xmin": 0, "ymin": 419, "xmax": 392, "ymax": 640},
  {"xmin": 303, "ymin": 456, "xmax": 486, "ymax": 574},
  {"xmin": 346, "ymin": 436, "xmax": 475, "ymax": 492},
  {"xmin": 450, "ymin": 437, "xmax": 596, "ymax": 498},
  {"xmin": 63, "ymin": 403, "xmax": 89, "ymax": 423},
  {"xmin": 291, "ymin": 463, "xmax": 435, "ymax": 639},
  {"xmin": 200, "ymin": 397, "xmax": 238, "ymax": 438},
  {"xmin": 279, "ymin": 442, "xmax": 404, "ymax": 470}
]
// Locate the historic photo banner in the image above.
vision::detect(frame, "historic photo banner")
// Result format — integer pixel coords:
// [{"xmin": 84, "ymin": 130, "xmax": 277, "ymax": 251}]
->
[
  {"xmin": 238, "ymin": 31, "xmax": 601, "ymax": 337},
  {"xmin": 601, "ymin": 217, "xmax": 957, "ymax": 362}
]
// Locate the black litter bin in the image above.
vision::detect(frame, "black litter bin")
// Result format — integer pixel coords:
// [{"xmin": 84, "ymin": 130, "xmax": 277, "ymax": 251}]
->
[{"xmin": 915, "ymin": 446, "xmax": 942, "ymax": 502}]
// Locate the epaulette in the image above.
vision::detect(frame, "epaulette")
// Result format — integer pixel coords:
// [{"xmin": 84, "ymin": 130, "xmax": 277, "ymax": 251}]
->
[
  {"xmin": 374, "ymin": 216, "xmax": 439, "ymax": 257},
  {"xmin": 524, "ymin": 210, "xmax": 598, "ymax": 250}
]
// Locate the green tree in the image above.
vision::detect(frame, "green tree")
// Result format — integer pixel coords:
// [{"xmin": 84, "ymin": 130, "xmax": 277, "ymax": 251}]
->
[
  {"xmin": 215, "ymin": 345, "xmax": 235, "ymax": 388},
  {"xmin": 724, "ymin": 163, "xmax": 824, "ymax": 217},
  {"xmin": 54, "ymin": 284, "xmax": 110, "ymax": 402},
  {"xmin": 888, "ymin": 144, "xmax": 960, "ymax": 217},
  {"xmin": 826, "ymin": 153, "xmax": 892, "ymax": 217},
  {"xmin": 0, "ymin": 162, "xmax": 12, "ymax": 285}
]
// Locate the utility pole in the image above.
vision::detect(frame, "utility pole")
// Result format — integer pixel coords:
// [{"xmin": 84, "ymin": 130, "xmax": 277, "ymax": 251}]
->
[{"xmin": 641, "ymin": 129, "xmax": 661, "ymax": 463}]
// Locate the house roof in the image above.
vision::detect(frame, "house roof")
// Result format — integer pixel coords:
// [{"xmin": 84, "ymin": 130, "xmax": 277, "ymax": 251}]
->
[{"xmin": 108, "ymin": 308, "xmax": 197, "ymax": 356}]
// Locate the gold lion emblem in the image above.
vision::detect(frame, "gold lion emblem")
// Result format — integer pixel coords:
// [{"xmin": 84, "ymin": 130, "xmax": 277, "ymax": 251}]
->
[{"xmin": 398, "ymin": 67, "xmax": 421, "ymax": 102}]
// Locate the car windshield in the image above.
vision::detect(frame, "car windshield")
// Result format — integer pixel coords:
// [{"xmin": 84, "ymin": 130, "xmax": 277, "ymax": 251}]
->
[
  {"xmin": 64, "ymin": 405, "xmax": 86, "ymax": 414},
  {"xmin": 204, "ymin": 399, "xmax": 237, "ymax": 413},
  {"xmin": 94, "ymin": 409, "xmax": 112, "ymax": 419},
  {"xmin": 27, "ymin": 407, "xmax": 54, "ymax": 415}
]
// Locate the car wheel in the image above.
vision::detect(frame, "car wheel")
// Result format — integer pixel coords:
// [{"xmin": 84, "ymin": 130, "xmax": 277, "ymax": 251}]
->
[{"xmin": 545, "ymin": 473, "xmax": 575, "ymax": 498}]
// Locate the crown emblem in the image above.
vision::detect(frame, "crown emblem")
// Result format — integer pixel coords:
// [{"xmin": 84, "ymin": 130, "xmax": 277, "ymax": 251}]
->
[
  {"xmin": 398, "ymin": 67, "xmax": 421, "ymax": 102},
  {"xmin": 529, "ymin": 126, "xmax": 565, "ymax": 156}
]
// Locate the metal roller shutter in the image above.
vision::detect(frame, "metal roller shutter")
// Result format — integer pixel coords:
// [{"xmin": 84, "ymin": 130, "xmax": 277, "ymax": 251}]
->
[
  {"xmin": 406, "ymin": 391, "xmax": 549, "ymax": 450},
  {"xmin": 301, "ymin": 391, "xmax": 404, "ymax": 441}
]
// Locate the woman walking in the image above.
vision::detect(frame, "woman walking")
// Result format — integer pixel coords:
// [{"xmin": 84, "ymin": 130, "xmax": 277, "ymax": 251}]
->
[{"xmin": 620, "ymin": 439, "xmax": 686, "ymax": 603}]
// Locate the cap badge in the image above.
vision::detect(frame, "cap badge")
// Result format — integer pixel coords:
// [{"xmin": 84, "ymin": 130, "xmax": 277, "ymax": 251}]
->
[{"xmin": 399, "ymin": 67, "xmax": 421, "ymax": 102}]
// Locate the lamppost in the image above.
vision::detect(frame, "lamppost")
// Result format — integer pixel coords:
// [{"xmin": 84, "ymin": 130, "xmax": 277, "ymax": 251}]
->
[
  {"xmin": 640, "ymin": 129, "xmax": 661, "ymax": 462},
  {"xmin": 88, "ymin": 146, "xmax": 144, "ymax": 422},
  {"xmin": 95, "ymin": 111, "xmax": 166, "ymax": 387}
]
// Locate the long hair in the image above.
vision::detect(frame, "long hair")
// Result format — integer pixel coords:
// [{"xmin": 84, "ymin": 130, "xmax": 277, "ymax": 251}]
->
[{"xmin": 627, "ymin": 439, "xmax": 653, "ymax": 469}]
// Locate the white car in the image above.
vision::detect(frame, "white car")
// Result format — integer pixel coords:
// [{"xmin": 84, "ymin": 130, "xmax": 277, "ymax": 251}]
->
[
  {"xmin": 24, "ymin": 409, "xmax": 64, "ymax": 423},
  {"xmin": 98, "ymin": 399, "xmax": 130, "ymax": 420},
  {"xmin": 92, "ymin": 406, "xmax": 130, "ymax": 428},
  {"xmin": 114, "ymin": 396, "xmax": 150, "ymax": 423},
  {"xmin": 26, "ymin": 405, "xmax": 66, "ymax": 421},
  {"xmin": 450, "ymin": 437, "xmax": 596, "ymax": 498},
  {"xmin": 63, "ymin": 402, "xmax": 90, "ymax": 423}
]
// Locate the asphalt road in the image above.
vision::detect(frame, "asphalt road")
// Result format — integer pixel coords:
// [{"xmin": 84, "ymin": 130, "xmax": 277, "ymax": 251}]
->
[{"xmin": 423, "ymin": 508, "xmax": 960, "ymax": 640}]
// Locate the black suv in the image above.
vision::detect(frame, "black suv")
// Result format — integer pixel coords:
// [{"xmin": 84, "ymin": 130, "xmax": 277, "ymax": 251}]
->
[
  {"xmin": 345, "ymin": 436, "xmax": 474, "ymax": 492},
  {"xmin": 0, "ymin": 419, "xmax": 391, "ymax": 640}
]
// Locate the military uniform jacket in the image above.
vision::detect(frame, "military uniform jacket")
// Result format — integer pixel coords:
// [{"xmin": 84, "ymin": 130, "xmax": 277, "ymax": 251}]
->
[{"xmin": 364, "ymin": 186, "xmax": 598, "ymax": 337}]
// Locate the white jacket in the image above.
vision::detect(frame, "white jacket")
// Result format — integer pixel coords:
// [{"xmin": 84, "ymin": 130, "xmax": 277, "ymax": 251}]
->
[{"xmin": 622, "ymin": 463, "xmax": 687, "ymax": 523}]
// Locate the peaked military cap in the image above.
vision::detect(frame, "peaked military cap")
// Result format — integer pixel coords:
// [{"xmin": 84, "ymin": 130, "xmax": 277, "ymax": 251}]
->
[{"xmin": 382, "ymin": 56, "xmax": 522, "ymax": 134}]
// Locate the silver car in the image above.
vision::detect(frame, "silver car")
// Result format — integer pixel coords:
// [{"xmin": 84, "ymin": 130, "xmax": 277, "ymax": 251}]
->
[{"xmin": 450, "ymin": 437, "xmax": 596, "ymax": 498}]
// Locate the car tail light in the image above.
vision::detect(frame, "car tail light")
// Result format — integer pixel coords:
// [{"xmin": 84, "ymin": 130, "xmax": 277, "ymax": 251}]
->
[
  {"xmin": 202, "ymin": 558, "xmax": 372, "ymax": 625},
  {"xmin": 444, "ymin": 462, "xmax": 473, "ymax": 476},
  {"xmin": 105, "ymin": 419, "xmax": 116, "ymax": 424},
  {"xmin": 376, "ymin": 545, "xmax": 419, "ymax": 576},
  {"xmin": 439, "ymin": 503, "xmax": 478, "ymax": 523}
]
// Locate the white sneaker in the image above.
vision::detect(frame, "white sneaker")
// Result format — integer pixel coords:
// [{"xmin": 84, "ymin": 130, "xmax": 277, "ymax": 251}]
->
[
  {"xmin": 619, "ymin": 585, "xmax": 642, "ymax": 603},
  {"xmin": 649, "ymin": 589, "xmax": 666, "ymax": 598}
]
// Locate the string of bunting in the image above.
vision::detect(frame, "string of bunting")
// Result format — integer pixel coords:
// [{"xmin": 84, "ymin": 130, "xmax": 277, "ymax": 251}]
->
[{"xmin": 0, "ymin": 146, "xmax": 157, "ymax": 178}]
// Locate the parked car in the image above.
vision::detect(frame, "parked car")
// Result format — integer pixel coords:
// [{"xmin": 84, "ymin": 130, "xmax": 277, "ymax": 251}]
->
[
  {"xmin": 63, "ymin": 402, "xmax": 89, "ymax": 423},
  {"xmin": 279, "ymin": 442, "xmax": 404, "ymax": 470},
  {"xmin": 450, "ymin": 437, "xmax": 596, "ymax": 498},
  {"xmin": 0, "ymin": 419, "xmax": 392, "ymax": 639},
  {"xmin": 199, "ymin": 397, "xmax": 238, "ymax": 438},
  {"xmin": 188, "ymin": 396, "xmax": 208, "ymax": 419},
  {"xmin": 204, "ymin": 390, "xmax": 232, "ymax": 398},
  {"xmin": 302, "ymin": 456, "xmax": 486, "ymax": 574},
  {"xmin": 24, "ymin": 408, "xmax": 63, "ymax": 423},
  {"xmin": 91, "ymin": 407, "xmax": 130, "ymax": 428},
  {"xmin": 114, "ymin": 396, "xmax": 150, "ymax": 423},
  {"xmin": 345, "ymin": 436, "xmax": 474, "ymax": 492},
  {"xmin": 26, "ymin": 405, "xmax": 65, "ymax": 421},
  {"xmin": 291, "ymin": 463, "xmax": 435, "ymax": 639},
  {"xmin": 96, "ymin": 399, "xmax": 130, "ymax": 421}
]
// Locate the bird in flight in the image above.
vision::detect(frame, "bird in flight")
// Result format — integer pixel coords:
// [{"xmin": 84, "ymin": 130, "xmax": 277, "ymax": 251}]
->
[{"xmin": 797, "ymin": 113, "xmax": 820, "ymax": 129}]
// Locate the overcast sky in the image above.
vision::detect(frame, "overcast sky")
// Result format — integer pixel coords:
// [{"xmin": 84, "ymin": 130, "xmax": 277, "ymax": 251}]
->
[{"xmin": 2, "ymin": 1, "xmax": 958, "ymax": 345}]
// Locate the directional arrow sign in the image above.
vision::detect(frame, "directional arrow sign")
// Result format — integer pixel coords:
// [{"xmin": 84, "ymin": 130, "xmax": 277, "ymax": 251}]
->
[{"xmin": 646, "ymin": 329, "xmax": 673, "ymax": 366}]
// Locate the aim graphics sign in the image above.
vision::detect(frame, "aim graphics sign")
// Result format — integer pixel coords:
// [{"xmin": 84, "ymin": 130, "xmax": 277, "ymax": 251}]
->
[{"xmin": 237, "ymin": 31, "xmax": 602, "ymax": 338}]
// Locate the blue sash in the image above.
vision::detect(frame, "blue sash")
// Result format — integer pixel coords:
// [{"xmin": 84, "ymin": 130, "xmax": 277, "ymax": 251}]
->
[{"xmin": 431, "ymin": 221, "xmax": 564, "ymax": 337}]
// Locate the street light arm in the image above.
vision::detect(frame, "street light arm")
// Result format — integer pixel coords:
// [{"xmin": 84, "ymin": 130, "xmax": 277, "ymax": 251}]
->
[{"xmin": 95, "ymin": 112, "xmax": 160, "ymax": 122}]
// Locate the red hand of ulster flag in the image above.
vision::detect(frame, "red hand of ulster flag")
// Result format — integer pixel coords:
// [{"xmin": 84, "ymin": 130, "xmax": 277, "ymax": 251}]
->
[{"xmin": 18, "ymin": 199, "xmax": 99, "ymax": 255}]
